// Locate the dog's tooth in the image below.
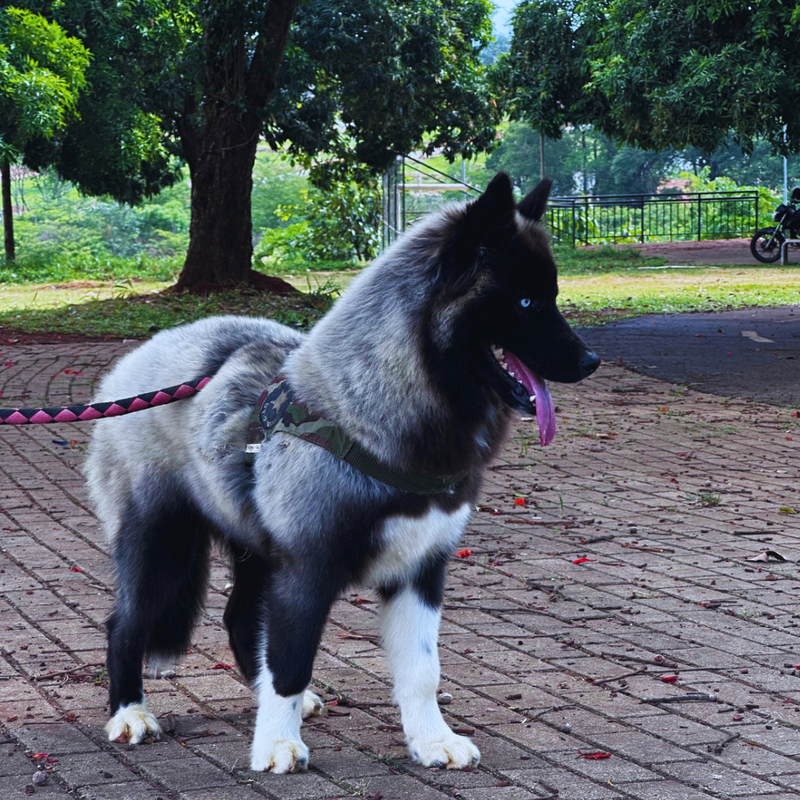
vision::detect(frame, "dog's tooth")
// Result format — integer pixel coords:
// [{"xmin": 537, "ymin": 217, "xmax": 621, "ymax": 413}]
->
[{"xmin": 529, "ymin": 395, "xmax": 536, "ymax": 403}]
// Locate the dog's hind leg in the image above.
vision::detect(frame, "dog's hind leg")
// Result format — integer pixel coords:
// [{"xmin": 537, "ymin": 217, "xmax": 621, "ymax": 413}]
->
[
  {"xmin": 105, "ymin": 484, "xmax": 211, "ymax": 744},
  {"xmin": 249, "ymin": 564, "xmax": 341, "ymax": 773},
  {"xmin": 223, "ymin": 545, "xmax": 267, "ymax": 683},
  {"xmin": 380, "ymin": 556, "xmax": 480, "ymax": 769}
]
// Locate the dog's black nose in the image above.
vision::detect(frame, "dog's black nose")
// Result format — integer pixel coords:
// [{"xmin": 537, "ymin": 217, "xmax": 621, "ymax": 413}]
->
[{"xmin": 580, "ymin": 351, "xmax": 601, "ymax": 376}]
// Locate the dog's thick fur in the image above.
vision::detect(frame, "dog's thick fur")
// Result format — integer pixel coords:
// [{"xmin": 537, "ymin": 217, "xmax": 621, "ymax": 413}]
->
[{"xmin": 85, "ymin": 174, "xmax": 598, "ymax": 773}]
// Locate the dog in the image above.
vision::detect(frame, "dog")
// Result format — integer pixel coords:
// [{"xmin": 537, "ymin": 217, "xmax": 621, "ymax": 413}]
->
[{"xmin": 84, "ymin": 173, "xmax": 599, "ymax": 773}]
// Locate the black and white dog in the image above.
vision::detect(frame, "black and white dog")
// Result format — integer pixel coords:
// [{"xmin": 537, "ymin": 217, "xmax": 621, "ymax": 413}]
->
[{"xmin": 85, "ymin": 174, "xmax": 599, "ymax": 773}]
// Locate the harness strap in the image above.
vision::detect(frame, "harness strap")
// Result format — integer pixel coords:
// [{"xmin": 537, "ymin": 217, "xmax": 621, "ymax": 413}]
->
[{"xmin": 244, "ymin": 378, "xmax": 468, "ymax": 495}]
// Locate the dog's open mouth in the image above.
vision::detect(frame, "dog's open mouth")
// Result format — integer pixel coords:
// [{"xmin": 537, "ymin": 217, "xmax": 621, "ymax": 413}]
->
[{"xmin": 491, "ymin": 345, "xmax": 556, "ymax": 447}]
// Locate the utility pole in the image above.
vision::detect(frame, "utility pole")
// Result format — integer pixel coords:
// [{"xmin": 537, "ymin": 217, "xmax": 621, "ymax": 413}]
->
[
  {"xmin": 539, "ymin": 132, "xmax": 545, "ymax": 181},
  {"xmin": 1, "ymin": 159, "xmax": 15, "ymax": 262}
]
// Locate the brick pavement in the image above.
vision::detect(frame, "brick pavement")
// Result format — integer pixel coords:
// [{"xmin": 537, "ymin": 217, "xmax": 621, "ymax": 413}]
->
[{"xmin": 0, "ymin": 339, "xmax": 799, "ymax": 800}]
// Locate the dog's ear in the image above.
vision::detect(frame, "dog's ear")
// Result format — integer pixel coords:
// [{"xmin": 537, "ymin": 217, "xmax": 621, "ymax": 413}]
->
[
  {"xmin": 466, "ymin": 172, "xmax": 515, "ymax": 229},
  {"xmin": 437, "ymin": 172, "xmax": 515, "ymax": 283},
  {"xmin": 517, "ymin": 178, "xmax": 553, "ymax": 222}
]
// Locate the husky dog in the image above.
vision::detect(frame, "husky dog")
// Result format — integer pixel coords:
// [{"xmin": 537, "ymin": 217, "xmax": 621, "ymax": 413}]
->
[{"xmin": 84, "ymin": 174, "xmax": 599, "ymax": 773}]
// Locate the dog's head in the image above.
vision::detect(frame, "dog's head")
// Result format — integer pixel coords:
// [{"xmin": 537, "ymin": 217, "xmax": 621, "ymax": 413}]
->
[{"xmin": 430, "ymin": 172, "xmax": 600, "ymax": 446}]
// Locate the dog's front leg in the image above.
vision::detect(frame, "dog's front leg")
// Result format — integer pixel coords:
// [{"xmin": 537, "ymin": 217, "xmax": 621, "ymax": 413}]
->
[
  {"xmin": 250, "ymin": 568, "xmax": 332, "ymax": 773},
  {"xmin": 251, "ymin": 666, "xmax": 309, "ymax": 773},
  {"xmin": 380, "ymin": 583, "xmax": 480, "ymax": 769}
]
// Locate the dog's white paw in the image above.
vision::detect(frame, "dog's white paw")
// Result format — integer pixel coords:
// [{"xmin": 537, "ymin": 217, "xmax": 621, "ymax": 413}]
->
[
  {"xmin": 106, "ymin": 703, "xmax": 161, "ymax": 744},
  {"xmin": 250, "ymin": 738, "xmax": 309, "ymax": 773},
  {"xmin": 409, "ymin": 732, "xmax": 480, "ymax": 769},
  {"xmin": 301, "ymin": 689, "xmax": 324, "ymax": 719}
]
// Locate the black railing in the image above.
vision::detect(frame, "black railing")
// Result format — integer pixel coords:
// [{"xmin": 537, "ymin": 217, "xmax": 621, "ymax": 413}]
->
[
  {"xmin": 382, "ymin": 159, "xmax": 760, "ymax": 249},
  {"xmin": 547, "ymin": 191, "xmax": 759, "ymax": 247}
]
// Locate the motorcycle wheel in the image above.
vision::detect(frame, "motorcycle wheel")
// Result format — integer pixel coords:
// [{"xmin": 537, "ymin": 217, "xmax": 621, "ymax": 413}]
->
[{"xmin": 750, "ymin": 227, "xmax": 785, "ymax": 263}]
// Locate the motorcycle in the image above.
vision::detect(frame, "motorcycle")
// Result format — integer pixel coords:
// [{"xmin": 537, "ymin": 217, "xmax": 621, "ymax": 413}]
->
[{"xmin": 750, "ymin": 187, "xmax": 800, "ymax": 263}]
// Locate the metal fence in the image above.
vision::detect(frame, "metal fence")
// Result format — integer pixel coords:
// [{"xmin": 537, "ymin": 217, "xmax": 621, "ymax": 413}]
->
[
  {"xmin": 547, "ymin": 191, "xmax": 760, "ymax": 247},
  {"xmin": 382, "ymin": 157, "xmax": 761, "ymax": 250},
  {"xmin": 382, "ymin": 156, "xmax": 480, "ymax": 249}
]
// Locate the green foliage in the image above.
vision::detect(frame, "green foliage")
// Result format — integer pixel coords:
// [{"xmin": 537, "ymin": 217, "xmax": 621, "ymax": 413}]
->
[
  {"xmin": 269, "ymin": 0, "xmax": 499, "ymax": 177},
  {"xmin": 0, "ymin": 253, "xmax": 180, "ymax": 284},
  {"xmin": 251, "ymin": 150, "xmax": 310, "ymax": 231},
  {"xmin": 258, "ymin": 179, "xmax": 381, "ymax": 267},
  {"xmin": 491, "ymin": 0, "xmax": 594, "ymax": 140},
  {"xmin": 487, "ymin": 122, "xmax": 678, "ymax": 196},
  {"xmin": 584, "ymin": 0, "xmax": 800, "ymax": 154},
  {"xmin": 0, "ymin": 6, "xmax": 89, "ymax": 157},
  {"xmin": 681, "ymin": 139, "xmax": 800, "ymax": 188},
  {"xmin": 554, "ymin": 244, "xmax": 666, "ymax": 275},
  {"xmin": 496, "ymin": 0, "xmax": 800, "ymax": 171},
  {"xmin": 6, "ymin": 168, "xmax": 189, "ymax": 276},
  {"xmin": 488, "ymin": 121, "xmax": 794, "ymax": 198},
  {"xmin": 15, "ymin": 0, "xmax": 187, "ymax": 204}
]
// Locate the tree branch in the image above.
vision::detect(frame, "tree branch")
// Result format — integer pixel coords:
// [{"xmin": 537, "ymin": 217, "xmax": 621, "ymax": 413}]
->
[{"xmin": 247, "ymin": 0, "xmax": 299, "ymax": 109}]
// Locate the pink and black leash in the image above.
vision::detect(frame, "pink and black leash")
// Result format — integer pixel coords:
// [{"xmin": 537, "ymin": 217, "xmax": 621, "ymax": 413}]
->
[{"xmin": 0, "ymin": 376, "xmax": 211, "ymax": 425}]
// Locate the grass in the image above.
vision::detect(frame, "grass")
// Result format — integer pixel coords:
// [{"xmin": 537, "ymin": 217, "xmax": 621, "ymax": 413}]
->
[
  {"xmin": 0, "ymin": 246, "xmax": 798, "ymax": 338},
  {"xmin": 0, "ymin": 279, "xmax": 337, "ymax": 338},
  {"xmin": 554, "ymin": 243, "xmax": 668, "ymax": 274},
  {"xmin": 558, "ymin": 266, "xmax": 800, "ymax": 326}
]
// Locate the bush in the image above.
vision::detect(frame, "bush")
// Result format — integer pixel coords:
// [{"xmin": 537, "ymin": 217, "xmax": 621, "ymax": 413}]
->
[{"xmin": 259, "ymin": 179, "xmax": 381, "ymax": 266}]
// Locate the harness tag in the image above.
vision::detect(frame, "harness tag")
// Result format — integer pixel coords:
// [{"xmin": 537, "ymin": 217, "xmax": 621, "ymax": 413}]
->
[{"xmin": 245, "ymin": 443, "xmax": 262, "ymax": 454}]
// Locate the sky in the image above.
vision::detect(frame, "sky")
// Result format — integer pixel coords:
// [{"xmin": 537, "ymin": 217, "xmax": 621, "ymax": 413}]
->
[{"xmin": 492, "ymin": 0, "xmax": 518, "ymax": 35}]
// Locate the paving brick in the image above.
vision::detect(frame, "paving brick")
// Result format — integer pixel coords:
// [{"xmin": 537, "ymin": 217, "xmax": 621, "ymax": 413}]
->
[
  {"xmin": 505, "ymin": 767, "xmax": 624, "ymax": 799},
  {"xmin": 2, "ymin": 347, "xmax": 800, "ymax": 798},
  {"xmin": 658, "ymin": 759, "xmax": 783, "ymax": 796}
]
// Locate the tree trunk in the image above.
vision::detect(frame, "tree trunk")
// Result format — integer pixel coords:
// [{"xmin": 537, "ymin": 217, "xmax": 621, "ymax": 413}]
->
[
  {"xmin": 175, "ymin": 109, "xmax": 260, "ymax": 290},
  {"xmin": 174, "ymin": 0, "xmax": 299, "ymax": 292},
  {"xmin": 1, "ymin": 159, "xmax": 15, "ymax": 263}
]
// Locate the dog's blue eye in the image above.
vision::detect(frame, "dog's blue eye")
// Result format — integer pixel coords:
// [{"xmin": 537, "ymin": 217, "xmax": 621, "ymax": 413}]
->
[{"xmin": 520, "ymin": 299, "xmax": 531, "ymax": 308}]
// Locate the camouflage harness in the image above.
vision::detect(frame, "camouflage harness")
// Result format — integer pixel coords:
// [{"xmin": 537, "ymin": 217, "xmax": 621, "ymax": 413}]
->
[{"xmin": 244, "ymin": 378, "xmax": 468, "ymax": 495}]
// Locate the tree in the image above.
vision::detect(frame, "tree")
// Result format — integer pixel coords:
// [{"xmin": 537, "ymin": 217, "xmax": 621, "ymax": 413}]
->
[
  {"xmin": 582, "ymin": 0, "xmax": 800, "ymax": 155},
  {"xmin": 0, "ymin": 7, "xmax": 88, "ymax": 261},
  {"xmin": 19, "ymin": 0, "xmax": 185, "ymax": 206},
  {"xmin": 15, "ymin": 0, "xmax": 498, "ymax": 289},
  {"xmin": 499, "ymin": 0, "xmax": 800, "ymax": 155},
  {"xmin": 496, "ymin": 0, "xmax": 800, "ymax": 192},
  {"xmin": 492, "ymin": 0, "xmax": 595, "ymax": 141},
  {"xmin": 490, "ymin": 0, "xmax": 603, "ymax": 178},
  {"xmin": 487, "ymin": 122, "xmax": 678, "ymax": 197},
  {"xmin": 268, "ymin": 1, "xmax": 497, "ymax": 187}
]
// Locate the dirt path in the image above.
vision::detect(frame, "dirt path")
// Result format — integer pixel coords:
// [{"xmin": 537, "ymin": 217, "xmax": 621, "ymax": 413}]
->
[{"xmin": 587, "ymin": 238, "xmax": 759, "ymax": 266}]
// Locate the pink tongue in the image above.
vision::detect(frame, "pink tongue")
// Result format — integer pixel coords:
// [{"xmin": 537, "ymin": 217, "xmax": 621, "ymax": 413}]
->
[{"xmin": 504, "ymin": 352, "xmax": 556, "ymax": 447}]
